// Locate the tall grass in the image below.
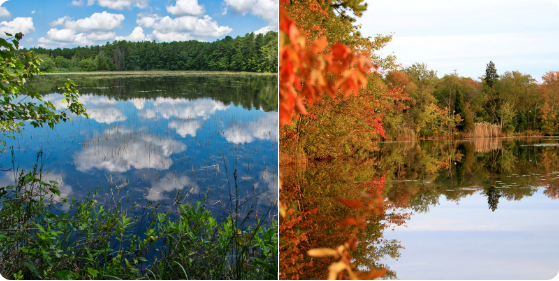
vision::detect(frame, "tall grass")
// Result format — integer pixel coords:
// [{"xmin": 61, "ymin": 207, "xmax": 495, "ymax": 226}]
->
[
  {"xmin": 0, "ymin": 152, "xmax": 277, "ymax": 280},
  {"xmin": 467, "ymin": 122, "xmax": 502, "ymax": 138}
]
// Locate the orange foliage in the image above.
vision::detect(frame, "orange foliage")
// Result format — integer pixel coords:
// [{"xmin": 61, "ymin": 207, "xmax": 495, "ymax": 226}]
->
[
  {"xmin": 279, "ymin": 0, "xmax": 377, "ymax": 127},
  {"xmin": 385, "ymin": 70, "xmax": 410, "ymax": 89}
]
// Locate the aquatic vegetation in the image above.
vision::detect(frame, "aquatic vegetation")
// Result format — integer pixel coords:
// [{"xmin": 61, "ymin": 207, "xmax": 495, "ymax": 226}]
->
[{"xmin": 0, "ymin": 161, "xmax": 277, "ymax": 280}]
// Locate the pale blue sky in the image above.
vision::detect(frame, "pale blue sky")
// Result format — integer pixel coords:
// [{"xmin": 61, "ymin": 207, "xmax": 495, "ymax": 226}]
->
[
  {"xmin": 380, "ymin": 189, "xmax": 559, "ymax": 279},
  {"xmin": 0, "ymin": 0, "xmax": 278, "ymax": 48},
  {"xmin": 358, "ymin": 0, "xmax": 559, "ymax": 82}
]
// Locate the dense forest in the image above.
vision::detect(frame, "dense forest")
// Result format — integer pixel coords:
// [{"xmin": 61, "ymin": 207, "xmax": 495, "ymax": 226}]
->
[{"xmin": 26, "ymin": 31, "xmax": 278, "ymax": 73}]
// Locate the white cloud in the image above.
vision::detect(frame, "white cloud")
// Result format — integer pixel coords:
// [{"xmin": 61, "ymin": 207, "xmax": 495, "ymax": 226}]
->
[
  {"xmin": 193, "ymin": 16, "xmax": 233, "ymax": 37},
  {"xmin": 136, "ymin": 13, "xmax": 159, "ymax": 28},
  {"xmin": 116, "ymin": 26, "xmax": 151, "ymax": 41},
  {"xmin": 38, "ymin": 28, "xmax": 94, "ymax": 46},
  {"xmin": 139, "ymin": 15, "xmax": 198, "ymax": 32},
  {"xmin": 129, "ymin": 98, "xmax": 146, "ymax": 109},
  {"xmin": 254, "ymin": 25, "xmax": 273, "ymax": 35},
  {"xmin": 223, "ymin": 112, "xmax": 278, "ymax": 144},
  {"xmin": 87, "ymin": 31, "xmax": 117, "ymax": 41},
  {"xmin": 152, "ymin": 30, "xmax": 192, "ymax": 42},
  {"xmin": 137, "ymin": 13, "xmax": 232, "ymax": 40},
  {"xmin": 224, "ymin": 0, "xmax": 278, "ymax": 27},
  {"xmin": 51, "ymin": 16, "xmax": 72, "ymax": 26},
  {"xmin": 87, "ymin": 108, "xmax": 127, "ymax": 124},
  {"xmin": 53, "ymin": 11, "xmax": 125, "ymax": 31},
  {"xmin": 169, "ymin": 120, "xmax": 202, "ymax": 137},
  {"xmin": 0, "ymin": 7, "xmax": 11, "ymax": 17},
  {"xmin": 166, "ymin": 0, "xmax": 205, "ymax": 16},
  {"xmin": 42, "ymin": 12, "xmax": 127, "ymax": 46},
  {"xmin": 44, "ymin": 94, "xmax": 126, "ymax": 124},
  {"xmin": 75, "ymin": 127, "xmax": 187, "ymax": 173},
  {"xmin": 31, "ymin": 11, "xmax": 35, "ymax": 14},
  {"xmin": 71, "ymin": 0, "xmax": 84, "ymax": 6},
  {"xmin": 146, "ymin": 173, "xmax": 199, "ymax": 201},
  {"xmin": 140, "ymin": 98, "xmax": 229, "ymax": 120},
  {"xmin": 0, "ymin": 17, "xmax": 35, "ymax": 35},
  {"xmin": 88, "ymin": 0, "xmax": 148, "ymax": 10},
  {"xmin": 43, "ymin": 28, "xmax": 76, "ymax": 42}
]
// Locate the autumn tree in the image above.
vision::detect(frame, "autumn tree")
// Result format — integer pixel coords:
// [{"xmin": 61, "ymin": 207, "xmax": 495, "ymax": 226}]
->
[{"xmin": 538, "ymin": 71, "xmax": 559, "ymax": 133}]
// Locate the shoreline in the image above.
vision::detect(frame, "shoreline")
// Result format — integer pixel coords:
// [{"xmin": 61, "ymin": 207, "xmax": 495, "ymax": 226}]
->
[{"xmin": 41, "ymin": 70, "xmax": 278, "ymax": 77}]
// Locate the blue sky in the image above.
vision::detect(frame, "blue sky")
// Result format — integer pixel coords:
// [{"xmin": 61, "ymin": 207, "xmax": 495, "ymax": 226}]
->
[
  {"xmin": 358, "ymin": 0, "xmax": 559, "ymax": 81},
  {"xmin": 0, "ymin": 0, "xmax": 278, "ymax": 48}
]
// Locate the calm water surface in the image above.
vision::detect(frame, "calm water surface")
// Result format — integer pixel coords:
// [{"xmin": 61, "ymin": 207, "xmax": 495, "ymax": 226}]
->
[
  {"xmin": 1, "ymin": 74, "xmax": 278, "ymax": 225},
  {"xmin": 280, "ymin": 137, "xmax": 559, "ymax": 280}
]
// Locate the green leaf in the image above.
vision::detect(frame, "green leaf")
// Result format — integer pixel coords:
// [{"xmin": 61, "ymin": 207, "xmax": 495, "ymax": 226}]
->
[
  {"xmin": 55, "ymin": 270, "xmax": 76, "ymax": 280},
  {"xmin": 22, "ymin": 261, "xmax": 41, "ymax": 278}
]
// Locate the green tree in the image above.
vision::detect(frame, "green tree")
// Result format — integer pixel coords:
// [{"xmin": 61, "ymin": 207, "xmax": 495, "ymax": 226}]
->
[
  {"xmin": 454, "ymin": 89, "xmax": 466, "ymax": 131},
  {"xmin": 37, "ymin": 54, "xmax": 55, "ymax": 72},
  {"xmin": 54, "ymin": 56, "xmax": 71, "ymax": 69},
  {"xmin": 0, "ymin": 32, "xmax": 87, "ymax": 150},
  {"xmin": 484, "ymin": 61, "xmax": 499, "ymax": 89}
]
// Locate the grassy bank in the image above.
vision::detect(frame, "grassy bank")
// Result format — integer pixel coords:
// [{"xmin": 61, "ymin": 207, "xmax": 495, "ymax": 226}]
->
[{"xmin": 0, "ymin": 162, "xmax": 277, "ymax": 280}]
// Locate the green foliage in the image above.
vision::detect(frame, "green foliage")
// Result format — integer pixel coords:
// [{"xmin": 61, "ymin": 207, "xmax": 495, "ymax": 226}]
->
[
  {"xmin": 0, "ymin": 162, "xmax": 278, "ymax": 280},
  {"xmin": 454, "ymin": 89, "xmax": 466, "ymax": 131},
  {"xmin": 0, "ymin": 32, "xmax": 88, "ymax": 151},
  {"xmin": 484, "ymin": 61, "xmax": 499, "ymax": 89},
  {"xmin": 26, "ymin": 31, "xmax": 279, "ymax": 73}
]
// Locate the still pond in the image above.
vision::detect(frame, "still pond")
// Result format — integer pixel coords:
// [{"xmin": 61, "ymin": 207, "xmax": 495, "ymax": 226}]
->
[
  {"xmin": 1, "ymin": 73, "xmax": 279, "ymax": 226},
  {"xmin": 280, "ymin": 137, "xmax": 559, "ymax": 280}
]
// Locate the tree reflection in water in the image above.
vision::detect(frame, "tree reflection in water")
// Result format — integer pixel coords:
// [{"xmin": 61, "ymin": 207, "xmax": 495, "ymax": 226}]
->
[{"xmin": 280, "ymin": 137, "xmax": 559, "ymax": 280}]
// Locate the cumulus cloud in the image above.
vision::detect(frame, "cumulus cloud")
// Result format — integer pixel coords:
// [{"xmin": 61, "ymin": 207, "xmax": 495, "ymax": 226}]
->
[
  {"xmin": 129, "ymin": 98, "xmax": 146, "ymax": 110},
  {"xmin": 169, "ymin": 120, "xmax": 202, "ymax": 137},
  {"xmin": 0, "ymin": 17, "xmax": 35, "ymax": 35},
  {"xmin": 166, "ymin": 0, "xmax": 205, "ymax": 16},
  {"xmin": 139, "ymin": 98, "xmax": 228, "ymax": 120},
  {"xmin": 38, "ymin": 29, "xmax": 93, "ymax": 46},
  {"xmin": 41, "ymin": 12, "xmax": 126, "ymax": 46},
  {"xmin": 136, "ymin": 13, "xmax": 232, "ymax": 41},
  {"xmin": 87, "ymin": 108, "xmax": 127, "ymax": 124},
  {"xmin": 44, "ymin": 94, "xmax": 126, "ymax": 124},
  {"xmin": 224, "ymin": 0, "xmax": 278, "ymax": 28},
  {"xmin": 87, "ymin": 31, "xmax": 117, "ymax": 41},
  {"xmin": 71, "ymin": 0, "xmax": 84, "ymax": 6},
  {"xmin": 115, "ymin": 26, "xmax": 151, "ymax": 41},
  {"xmin": 75, "ymin": 127, "xmax": 187, "ymax": 173},
  {"xmin": 254, "ymin": 25, "xmax": 273, "ymax": 35},
  {"xmin": 146, "ymin": 173, "xmax": 199, "ymax": 201},
  {"xmin": 52, "ymin": 11, "xmax": 125, "ymax": 31},
  {"xmin": 152, "ymin": 30, "xmax": 193, "ymax": 42},
  {"xmin": 223, "ymin": 112, "xmax": 278, "ymax": 144},
  {"xmin": 0, "ymin": 7, "xmax": 10, "ymax": 17},
  {"xmin": 88, "ymin": 0, "xmax": 148, "ymax": 10}
]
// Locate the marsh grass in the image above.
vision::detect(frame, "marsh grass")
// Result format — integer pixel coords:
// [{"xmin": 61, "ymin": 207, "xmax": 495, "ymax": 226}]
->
[
  {"xmin": 0, "ymin": 151, "xmax": 278, "ymax": 280},
  {"xmin": 467, "ymin": 122, "xmax": 502, "ymax": 138}
]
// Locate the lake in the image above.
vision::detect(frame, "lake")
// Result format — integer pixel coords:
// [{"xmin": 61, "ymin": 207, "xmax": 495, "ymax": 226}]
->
[
  {"xmin": 1, "ymin": 73, "xmax": 278, "ymax": 226},
  {"xmin": 280, "ymin": 137, "xmax": 559, "ymax": 280}
]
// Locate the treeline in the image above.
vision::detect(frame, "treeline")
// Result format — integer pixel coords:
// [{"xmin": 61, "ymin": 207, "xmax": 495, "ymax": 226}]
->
[
  {"xmin": 26, "ymin": 31, "xmax": 278, "ymax": 73},
  {"xmin": 382, "ymin": 63, "xmax": 559, "ymax": 138},
  {"xmin": 280, "ymin": 61, "xmax": 559, "ymax": 161}
]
